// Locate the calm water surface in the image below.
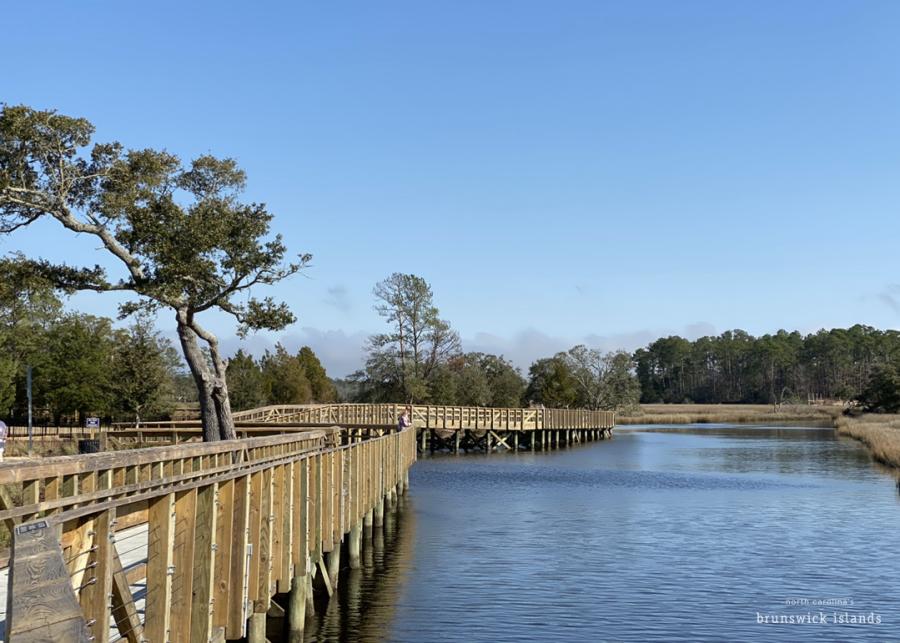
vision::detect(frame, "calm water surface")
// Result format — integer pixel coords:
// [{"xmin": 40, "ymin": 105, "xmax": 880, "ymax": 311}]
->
[{"xmin": 305, "ymin": 425, "xmax": 900, "ymax": 642}]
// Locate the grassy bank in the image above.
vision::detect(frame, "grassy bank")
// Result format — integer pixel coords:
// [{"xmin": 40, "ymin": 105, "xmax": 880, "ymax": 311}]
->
[
  {"xmin": 619, "ymin": 404, "xmax": 900, "ymax": 473},
  {"xmin": 835, "ymin": 414, "xmax": 900, "ymax": 469},
  {"xmin": 617, "ymin": 403, "xmax": 841, "ymax": 425}
]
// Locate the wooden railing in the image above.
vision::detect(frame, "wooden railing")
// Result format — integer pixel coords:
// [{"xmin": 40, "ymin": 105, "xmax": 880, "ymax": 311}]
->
[
  {"xmin": 1, "ymin": 426, "xmax": 417, "ymax": 642},
  {"xmin": 126, "ymin": 403, "xmax": 616, "ymax": 432}
]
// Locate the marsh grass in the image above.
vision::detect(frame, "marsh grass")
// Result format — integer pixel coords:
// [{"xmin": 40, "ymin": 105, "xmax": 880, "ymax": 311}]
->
[
  {"xmin": 617, "ymin": 403, "xmax": 841, "ymax": 425},
  {"xmin": 835, "ymin": 414, "xmax": 900, "ymax": 469}
]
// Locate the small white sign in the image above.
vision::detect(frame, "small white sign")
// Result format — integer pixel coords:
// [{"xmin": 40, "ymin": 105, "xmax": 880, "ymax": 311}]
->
[{"xmin": 86, "ymin": 417, "xmax": 100, "ymax": 429}]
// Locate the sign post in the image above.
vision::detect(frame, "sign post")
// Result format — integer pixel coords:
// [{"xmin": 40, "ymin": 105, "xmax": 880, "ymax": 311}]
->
[
  {"xmin": 86, "ymin": 416, "xmax": 100, "ymax": 439},
  {"xmin": 26, "ymin": 365, "xmax": 33, "ymax": 456}
]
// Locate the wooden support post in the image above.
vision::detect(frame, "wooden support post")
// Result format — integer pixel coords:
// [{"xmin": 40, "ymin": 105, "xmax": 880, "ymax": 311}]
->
[
  {"xmin": 454, "ymin": 430, "xmax": 461, "ymax": 453},
  {"xmin": 288, "ymin": 571, "xmax": 308, "ymax": 639},
  {"xmin": 364, "ymin": 508, "xmax": 374, "ymax": 540},
  {"xmin": 247, "ymin": 612, "xmax": 267, "ymax": 643},
  {"xmin": 305, "ymin": 572, "xmax": 316, "ymax": 618},
  {"xmin": 420, "ymin": 429, "xmax": 427, "ymax": 452},
  {"xmin": 374, "ymin": 492, "xmax": 385, "ymax": 527},
  {"xmin": 349, "ymin": 521, "xmax": 362, "ymax": 569},
  {"xmin": 514, "ymin": 431, "xmax": 519, "ymax": 451},
  {"xmin": 326, "ymin": 546, "xmax": 341, "ymax": 590},
  {"xmin": 486, "ymin": 432, "xmax": 492, "ymax": 453}
]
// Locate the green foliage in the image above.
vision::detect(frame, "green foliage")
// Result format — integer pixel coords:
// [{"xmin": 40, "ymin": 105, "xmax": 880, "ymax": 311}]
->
[
  {"xmin": 523, "ymin": 349, "xmax": 639, "ymax": 411},
  {"xmin": 597, "ymin": 351, "xmax": 641, "ymax": 412},
  {"xmin": 226, "ymin": 350, "xmax": 267, "ymax": 411},
  {"xmin": 0, "ymin": 354, "xmax": 15, "ymax": 415},
  {"xmin": 525, "ymin": 356, "xmax": 579, "ymax": 408},
  {"xmin": 0, "ymin": 104, "xmax": 307, "ymax": 439},
  {"xmin": 856, "ymin": 362, "xmax": 900, "ymax": 413},
  {"xmin": 297, "ymin": 346, "xmax": 337, "ymax": 402},
  {"xmin": 41, "ymin": 314, "xmax": 116, "ymax": 420},
  {"xmin": 634, "ymin": 325, "xmax": 900, "ymax": 404},
  {"xmin": 451, "ymin": 357, "xmax": 491, "ymax": 407},
  {"xmin": 558, "ymin": 346, "xmax": 640, "ymax": 411},
  {"xmin": 476, "ymin": 354, "xmax": 526, "ymax": 407},
  {"xmin": 261, "ymin": 345, "xmax": 312, "ymax": 405},
  {"xmin": 227, "ymin": 345, "xmax": 336, "ymax": 410},
  {"xmin": 0, "ymin": 106, "xmax": 306, "ymax": 328},
  {"xmin": 364, "ymin": 273, "xmax": 461, "ymax": 402},
  {"xmin": 110, "ymin": 314, "xmax": 179, "ymax": 424}
]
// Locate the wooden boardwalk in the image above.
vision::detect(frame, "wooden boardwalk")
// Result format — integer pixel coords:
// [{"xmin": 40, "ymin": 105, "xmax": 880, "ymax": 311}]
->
[
  {"xmin": 0, "ymin": 403, "xmax": 615, "ymax": 642},
  {"xmin": 0, "ymin": 426, "xmax": 416, "ymax": 642},
  {"xmin": 117, "ymin": 403, "xmax": 616, "ymax": 453}
]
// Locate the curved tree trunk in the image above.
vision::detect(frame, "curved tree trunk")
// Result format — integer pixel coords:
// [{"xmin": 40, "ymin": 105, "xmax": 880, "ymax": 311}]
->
[
  {"xmin": 176, "ymin": 312, "xmax": 221, "ymax": 442},
  {"xmin": 189, "ymin": 318, "xmax": 236, "ymax": 440}
]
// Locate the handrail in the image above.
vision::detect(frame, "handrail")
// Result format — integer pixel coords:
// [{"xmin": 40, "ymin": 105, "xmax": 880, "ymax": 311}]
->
[
  {"xmin": 120, "ymin": 402, "xmax": 616, "ymax": 431},
  {"xmin": 5, "ymin": 427, "xmax": 418, "ymax": 642}
]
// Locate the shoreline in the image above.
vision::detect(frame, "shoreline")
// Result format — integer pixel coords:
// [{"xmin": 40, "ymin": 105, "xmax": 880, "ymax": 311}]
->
[
  {"xmin": 621, "ymin": 404, "xmax": 900, "ymax": 473},
  {"xmin": 834, "ymin": 414, "xmax": 900, "ymax": 470},
  {"xmin": 617, "ymin": 403, "xmax": 841, "ymax": 426}
]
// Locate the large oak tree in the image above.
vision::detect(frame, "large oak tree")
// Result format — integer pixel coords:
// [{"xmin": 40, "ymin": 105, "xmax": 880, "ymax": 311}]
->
[{"xmin": 0, "ymin": 105, "xmax": 307, "ymax": 440}]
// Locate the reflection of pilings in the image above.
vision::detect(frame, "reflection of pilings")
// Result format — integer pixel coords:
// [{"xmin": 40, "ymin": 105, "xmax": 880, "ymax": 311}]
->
[{"xmin": 304, "ymin": 493, "xmax": 417, "ymax": 641}]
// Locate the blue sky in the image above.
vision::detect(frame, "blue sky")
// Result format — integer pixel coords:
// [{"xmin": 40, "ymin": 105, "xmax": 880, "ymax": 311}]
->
[{"xmin": 4, "ymin": 1, "xmax": 900, "ymax": 375}]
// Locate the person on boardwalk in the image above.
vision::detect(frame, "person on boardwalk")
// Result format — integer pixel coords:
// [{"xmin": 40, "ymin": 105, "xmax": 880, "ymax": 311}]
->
[
  {"xmin": 398, "ymin": 407, "xmax": 413, "ymax": 431},
  {"xmin": 0, "ymin": 420, "xmax": 7, "ymax": 461}
]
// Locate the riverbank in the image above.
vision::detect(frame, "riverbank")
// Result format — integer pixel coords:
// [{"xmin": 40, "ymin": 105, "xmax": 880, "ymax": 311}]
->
[
  {"xmin": 617, "ymin": 403, "xmax": 841, "ymax": 425},
  {"xmin": 619, "ymin": 404, "xmax": 900, "ymax": 473},
  {"xmin": 835, "ymin": 414, "xmax": 900, "ymax": 469}
]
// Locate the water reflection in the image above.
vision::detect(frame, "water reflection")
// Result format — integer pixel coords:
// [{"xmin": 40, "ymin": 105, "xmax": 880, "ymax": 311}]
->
[
  {"xmin": 301, "ymin": 425, "xmax": 900, "ymax": 642},
  {"xmin": 303, "ymin": 496, "xmax": 416, "ymax": 642}
]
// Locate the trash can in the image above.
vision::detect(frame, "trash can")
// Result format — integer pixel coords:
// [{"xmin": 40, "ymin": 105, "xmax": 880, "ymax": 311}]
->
[{"xmin": 78, "ymin": 439, "xmax": 102, "ymax": 454}]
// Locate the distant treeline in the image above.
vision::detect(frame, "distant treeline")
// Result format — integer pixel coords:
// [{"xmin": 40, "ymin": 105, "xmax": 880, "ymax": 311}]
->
[
  {"xmin": 337, "ymin": 273, "xmax": 641, "ymax": 411},
  {"xmin": 5, "ymin": 270, "xmax": 899, "ymax": 424},
  {"xmin": 0, "ymin": 273, "xmax": 184, "ymax": 425},
  {"xmin": 0, "ymin": 274, "xmax": 338, "ymax": 424},
  {"xmin": 634, "ymin": 325, "xmax": 900, "ymax": 406}
]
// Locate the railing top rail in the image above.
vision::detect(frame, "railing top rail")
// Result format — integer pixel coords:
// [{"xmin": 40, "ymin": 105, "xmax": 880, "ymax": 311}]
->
[
  {"xmin": 0, "ymin": 428, "xmax": 337, "ymax": 484},
  {"xmin": 0, "ymin": 426, "xmax": 412, "ymax": 524}
]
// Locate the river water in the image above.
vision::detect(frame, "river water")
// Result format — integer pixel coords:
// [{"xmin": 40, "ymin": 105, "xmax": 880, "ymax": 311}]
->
[{"xmin": 304, "ymin": 425, "xmax": 900, "ymax": 642}]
